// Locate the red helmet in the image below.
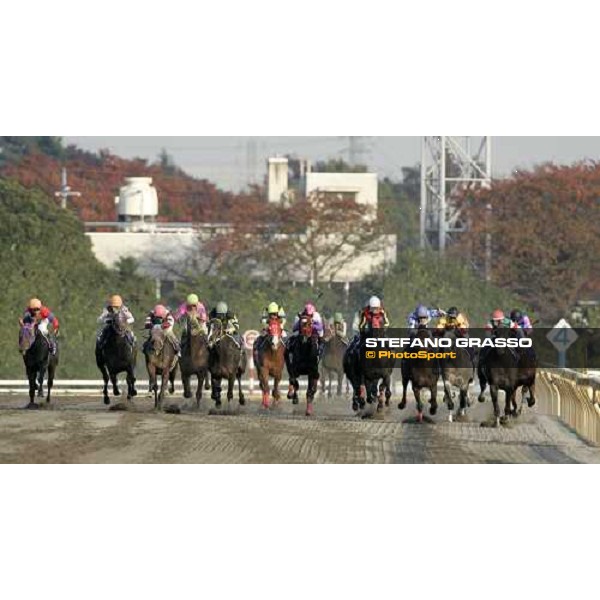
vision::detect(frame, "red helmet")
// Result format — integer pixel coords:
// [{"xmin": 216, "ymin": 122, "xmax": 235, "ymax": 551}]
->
[
  {"xmin": 154, "ymin": 305, "xmax": 167, "ymax": 318},
  {"xmin": 304, "ymin": 303, "xmax": 316, "ymax": 316},
  {"xmin": 40, "ymin": 307, "xmax": 50, "ymax": 319},
  {"xmin": 492, "ymin": 309, "xmax": 504, "ymax": 320}
]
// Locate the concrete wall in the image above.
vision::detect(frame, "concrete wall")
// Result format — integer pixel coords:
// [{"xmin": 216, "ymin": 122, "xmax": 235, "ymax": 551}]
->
[{"xmin": 304, "ymin": 172, "xmax": 378, "ymax": 207}]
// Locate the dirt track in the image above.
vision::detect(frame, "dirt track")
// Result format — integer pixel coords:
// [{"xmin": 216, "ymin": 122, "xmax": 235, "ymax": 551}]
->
[{"xmin": 1, "ymin": 384, "xmax": 600, "ymax": 463}]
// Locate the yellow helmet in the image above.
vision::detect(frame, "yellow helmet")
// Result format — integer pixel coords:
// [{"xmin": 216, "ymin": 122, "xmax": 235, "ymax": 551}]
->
[
  {"xmin": 28, "ymin": 298, "xmax": 42, "ymax": 310},
  {"xmin": 109, "ymin": 294, "xmax": 123, "ymax": 308},
  {"xmin": 267, "ymin": 302, "xmax": 280, "ymax": 314}
]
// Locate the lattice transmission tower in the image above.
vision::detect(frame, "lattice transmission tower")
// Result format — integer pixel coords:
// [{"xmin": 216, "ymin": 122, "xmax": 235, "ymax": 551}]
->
[{"xmin": 420, "ymin": 136, "xmax": 492, "ymax": 255}]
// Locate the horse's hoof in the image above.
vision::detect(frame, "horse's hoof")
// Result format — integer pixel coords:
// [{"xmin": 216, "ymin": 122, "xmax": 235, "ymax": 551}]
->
[
  {"xmin": 527, "ymin": 398, "xmax": 536, "ymax": 408},
  {"xmin": 305, "ymin": 404, "xmax": 314, "ymax": 417},
  {"xmin": 215, "ymin": 401, "xmax": 222, "ymax": 409},
  {"xmin": 416, "ymin": 412, "xmax": 424, "ymax": 423},
  {"xmin": 385, "ymin": 400, "xmax": 390, "ymax": 408},
  {"xmin": 430, "ymin": 402, "xmax": 438, "ymax": 417},
  {"xmin": 131, "ymin": 389, "xmax": 138, "ymax": 397},
  {"xmin": 376, "ymin": 403, "xmax": 384, "ymax": 412},
  {"xmin": 447, "ymin": 400, "xmax": 455, "ymax": 411},
  {"xmin": 262, "ymin": 401, "xmax": 270, "ymax": 410},
  {"xmin": 184, "ymin": 391, "xmax": 193, "ymax": 399},
  {"xmin": 292, "ymin": 398, "xmax": 299, "ymax": 405},
  {"xmin": 478, "ymin": 394, "xmax": 485, "ymax": 403},
  {"xmin": 103, "ymin": 397, "xmax": 110, "ymax": 406},
  {"xmin": 25, "ymin": 402, "xmax": 39, "ymax": 410},
  {"xmin": 352, "ymin": 401, "xmax": 359, "ymax": 412},
  {"xmin": 398, "ymin": 401, "xmax": 407, "ymax": 411}
]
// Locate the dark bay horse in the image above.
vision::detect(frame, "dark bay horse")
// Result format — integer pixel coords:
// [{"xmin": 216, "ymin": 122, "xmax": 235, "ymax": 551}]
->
[
  {"xmin": 96, "ymin": 311, "xmax": 138, "ymax": 405},
  {"xmin": 285, "ymin": 315, "xmax": 320, "ymax": 416},
  {"xmin": 19, "ymin": 321, "xmax": 58, "ymax": 408},
  {"xmin": 344, "ymin": 329, "xmax": 392, "ymax": 414},
  {"xmin": 180, "ymin": 318, "xmax": 209, "ymax": 408},
  {"xmin": 320, "ymin": 331, "xmax": 349, "ymax": 398},
  {"xmin": 399, "ymin": 327, "xmax": 440, "ymax": 422},
  {"xmin": 144, "ymin": 327, "xmax": 179, "ymax": 411},
  {"xmin": 477, "ymin": 329, "xmax": 522, "ymax": 426},
  {"xmin": 254, "ymin": 317, "xmax": 285, "ymax": 409},
  {"xmin": 207, "ymin": 318, "xmax": 246, "ymax": 408}
]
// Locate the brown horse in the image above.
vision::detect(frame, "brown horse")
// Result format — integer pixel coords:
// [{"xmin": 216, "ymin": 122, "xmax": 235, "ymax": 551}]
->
[
  {"xmin": 253, "ymin": 317, "xmax": 285, "ymax": 409},
  {"xmin": 144, "ymin": 327, "xmax": 179, "ymax": 411},
  {"xmin": 180, "ymin": 317, "xmax": 209, "ymax": 408}
]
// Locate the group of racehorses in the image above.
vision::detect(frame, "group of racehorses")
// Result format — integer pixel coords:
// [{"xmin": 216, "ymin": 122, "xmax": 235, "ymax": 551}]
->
[{"xmin": 18, "ymin": 314, "xmax": 536, "ymax": 426}]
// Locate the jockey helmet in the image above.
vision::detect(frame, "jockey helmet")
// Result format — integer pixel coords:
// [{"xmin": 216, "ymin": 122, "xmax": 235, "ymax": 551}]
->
[
  {"xmin": 216, "ymin": 301, "xmax": 228, "ymax": 315},
  {"xmin": 154, "ymin": 305, "xmax": 167, "ymax": 319},
  {"xmin": 40, "ymin": 307, "xmax": 50, "ymax": 319},
  {"xmin": 304, "ymin": 303, "xmax": 316, "ymax": 316},
  {"xmin": 109, "ymin": 295, "xmax": 123, "ymax": 308},
  {"xmin": 447, "ymin": 307, "xmax": 459, "ymax": 319},
  {"xmin": 268, "ymin": 302, "xmax": 280, "ymax": 315},
  {"xmin": 29, "ymin": 298, "xmax": 42, "ymax": 310},
  {"xmin": 492, "ymin": 309, "xmax": 505, "ymax": 321},
  {"xmin": 510, "ymin": 309, "xmax": 522, "ymax": 322},
  {"xmin": 334, "ymin": 312, "xmax": 344, "ymax": 323},
  {"xmin": 416, "ymin": 305, "xmax": 429, "ymax": 319},
  {"xmin": 369, "ymin": 296, "xmax": 382, "ymax": 309},
  {"xmin": 187, "ymin": 293, "xmax": 199, "ymax": 305}
]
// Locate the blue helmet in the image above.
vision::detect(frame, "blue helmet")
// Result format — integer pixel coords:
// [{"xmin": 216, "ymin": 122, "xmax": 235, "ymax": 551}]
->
[{"xmin": 416, "ymin": 304, "xmax": 429, "ymax": 319}]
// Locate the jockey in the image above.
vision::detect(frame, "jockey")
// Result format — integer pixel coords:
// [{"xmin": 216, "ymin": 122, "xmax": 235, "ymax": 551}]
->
[
  {"xmin": 208, "ymin": 301, "xmax": 243, "ymax": 346},
  {"xmin": 331, "ymin": 312, "xmax": 348, "ymax": 342},
  {"xmin": 22, "ymin": 298, "xmax": 60, "ymax": 354},
  {"xmin": 351, "ymin": 310, "xmax": 361, "ymax": 336},
  {"xmin": 485, "ymin": 309, "xmax": 522, "ymax": 338},
  {"xmin": 292, "ymin": 302, "xmax": 325, "ymax": 339},
  {"xmin": 407, "ymin": 304, "xmax": 445, "ymax": 331},
  {"xmin": 144, "ymin": 304, "xmax": 180, "ymax": 354},
  {"xmin": 173, "ymin": 293, "xmax": 208, "ymax": 334},
  {"xmin": 97, "ymin": 295, "xmax": 135, "ymax": 349},
  {"xmin": 260, "ymin": 302, "xmax": 287, "ymax": 336},
  {"xmin": 510, "ymin": 309, "xmax": 533, "ymax": 336},
  {"xmin": 436, "ymin": 306, "xmax": 470, "ymax": 336},
  {"xmin": 358, "ymin": 296, "xmax": 390, "ymax": 332}
]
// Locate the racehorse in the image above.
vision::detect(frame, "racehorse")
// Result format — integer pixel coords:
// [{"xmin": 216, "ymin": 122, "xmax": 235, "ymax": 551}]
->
[
  {"xmin": 285, "ymin": 314, "xmax": 320, "ymax": 416},
  {"xmin": 179, "ymin": 317, "xmax": 209, "ymax": 408},
  {"xmin": 437, "ymin": 329, "xmax": 475, "ymax": 421},
  {"xmin": 144, "ymin": 327, "xmax": 179, "ymax": 411},
  {"xmin": 253, "ymin": 316, "xmax": 285, "ymax": 409},
  {"xmin": 19, "ymin": 321, "xmax": 58, "ymax": 408},
  {"xmin": 320, "ymin": 330, "xmax": 349, "ymax": 398},
  {"xmin": 399, "ymin": 327, "xmax": 440, "ymax": 422},
  {"xmin": 477, "ymin": 328, "xmax": 522, "ymax": 426},
  {"xmin": 96, "ymin": 310, "xmax": 138, "ymax": 405},
  {"xmin": 207, "ymin": 318, "xmax": 246, "ymax": 408},
  {"xmin": 344, "ymin": 327, "xmax": 392, "ymax": 414}
]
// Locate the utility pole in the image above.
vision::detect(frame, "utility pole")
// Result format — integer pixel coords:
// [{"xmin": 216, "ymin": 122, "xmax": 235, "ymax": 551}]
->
[{"xmin": 54, "ymin": 167, "xmax": 81, "ymax": 209}]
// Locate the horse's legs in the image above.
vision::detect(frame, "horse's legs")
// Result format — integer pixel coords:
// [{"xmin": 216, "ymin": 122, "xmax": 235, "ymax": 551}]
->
[
  {"xmin": 126, "ymin": 366, "xmax": 136, "ymax": 401},
  {"xmin": 399, "ymin": 360, "xmax": 409, "ymax": 410},
  {"xmin": 111, "ymin": 371, "xmax": 121, "ymax": 397},
  {"xmin": 429, "ymin": 384, "xmax": 438, "ymax": 416},
  {"xmin": 272, "ymin": 374, "xmax": 281, "ymax": 403},
  {"xmin": 37, "ymin": 365, "xmax": 46, "ymax": 398},
  {"xmin": 478, "ymin": 367, "xmax": 488, "ymax": 403},
  {"xmin": 227, "ymin": 376, "xmax": 235, "ymax": 404},
  {"xmin": 505, "ymin": 387, "xmax": 516, "ymax": 418},
  {"xmin": 26, "ymin": 368, "xmax": 37, "ymax": 407},
  {"xmin": 306, "ymin": 374, "xmax": 317, "ymax": 417},
  {"xmin": 490, "ymin": 385, "xmax": 501, "ymax": 426},
  {"xmin": 527, "ymin": 382, "xmax": 536, "ymax": 408},
  {"xmin": 260, "ymin": 369, "xmax": 270, "ymax": 409},
  {"xmin": 212, "ymin": 376, "xmax": 222, "ymax": 407},
  {"xmin": 183, "ymin": 372, "xmax": 192, "ymax": 399},
  {"xmin": 46, "ymin": 362, "xmax": 55, "ymax": 404},
  {"xmin": 414, "ymin": 386, "xmax": 423, "ymax": 421},
  {"xmin": 237, "ymin": 370, "xmax": 246, "ymax": 406},
  {"xmin": 168, "ymin": 368, "xmax": 176, "ymax": 395}
]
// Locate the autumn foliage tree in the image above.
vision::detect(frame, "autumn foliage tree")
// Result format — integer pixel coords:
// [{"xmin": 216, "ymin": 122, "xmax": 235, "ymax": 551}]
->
[{"xmin": 453, "ymin": 163, "xmax": 600, "ymax": 320}]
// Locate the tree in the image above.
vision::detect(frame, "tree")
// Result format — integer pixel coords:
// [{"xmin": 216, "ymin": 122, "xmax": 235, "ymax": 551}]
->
[{"xmin": 453, "ymin": 162, "xmax": 600, "ymax": 321}]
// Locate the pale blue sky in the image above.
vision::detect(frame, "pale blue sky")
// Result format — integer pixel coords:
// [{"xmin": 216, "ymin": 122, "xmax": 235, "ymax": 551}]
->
[{"xmin": 64, "ymin": 137, "xmax": 600, "ymax": 192}]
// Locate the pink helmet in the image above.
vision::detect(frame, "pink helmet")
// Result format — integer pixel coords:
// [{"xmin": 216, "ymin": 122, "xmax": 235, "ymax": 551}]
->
[
  {"xmin": 304, "ymin": 303, "xmax": 316, "ymax": 316},
  {"xmin": 154, "ymin": 305, "xmax": 167, "ymax": 318},
  {"xmin": 491, "ymin": 309, "xmax": 504, "ymax": 321}
]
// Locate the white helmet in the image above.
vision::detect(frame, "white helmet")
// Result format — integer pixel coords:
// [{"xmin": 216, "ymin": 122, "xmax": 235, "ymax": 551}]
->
[{"xmin": 369, "ymin": 296, "xmax": 382, "ymax": 309}]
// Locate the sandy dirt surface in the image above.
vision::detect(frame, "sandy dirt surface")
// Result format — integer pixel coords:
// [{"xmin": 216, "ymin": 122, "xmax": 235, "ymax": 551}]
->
[{"xmin": 1, "ymin": 379, "xmax": 600, "ymax": 464}]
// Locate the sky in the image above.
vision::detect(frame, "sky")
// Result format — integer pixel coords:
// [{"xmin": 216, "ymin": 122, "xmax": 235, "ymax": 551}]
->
[{"xmin": 64, "ymin": 136, "xmax": 600, "ymax": 192}]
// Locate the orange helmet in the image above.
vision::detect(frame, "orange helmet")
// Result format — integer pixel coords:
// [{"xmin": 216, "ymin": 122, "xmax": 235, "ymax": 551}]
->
[
  {"xmin": 109, "ymin": 295, "xmax": 123, "ymax": 308},
  {"xmin": 28, "ymin": 298, "xmax": 42, "ymax": 310}
]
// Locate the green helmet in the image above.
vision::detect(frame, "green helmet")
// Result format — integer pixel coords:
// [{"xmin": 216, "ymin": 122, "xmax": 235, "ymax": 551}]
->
[
  {"xmin": 216, "ymin": 301, "xmax": 228, "ymax": 315},
  {"xmin": 267, "ymin": 302, "xmax": 279, "ymax": 314},
  {"xmin": 187, "ymin": 293, "xmax": 199, "ymax": 305},
  {"xmin": 334, "ymin": 312, "xmax": 344, "ymax": 323}
]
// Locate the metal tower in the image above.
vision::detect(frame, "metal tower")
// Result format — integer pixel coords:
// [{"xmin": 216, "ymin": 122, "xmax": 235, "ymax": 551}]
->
[
  {"xmin": 54, "ymin": 167, "xmax": 81, "ymax": 209},
  {"xmin": 420, "ymin": 136, "xmax": 492, "ymax": 253}
]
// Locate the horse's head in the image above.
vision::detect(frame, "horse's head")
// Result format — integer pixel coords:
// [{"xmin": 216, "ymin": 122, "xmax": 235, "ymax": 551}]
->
[
  {"xmin": 208, "ymin": 318, "xmax": 224, "ymax": 348},
  {"xmin": 18, "ymin": 321, "xmax": 37, "ymax": 354},
  {"xmin": 267, "ymin": 317, "xmax": 282, "ymax": 349},
  {"xmin": 299, "ymin": 315, "xmax": 313, "ymax": 338},
  {"xmin": 110, "ymin": 310, "xmax": 130, "ymax": 337},
  {"xmin": 150, "ymin": 326, "xmax": 166, "ymax": 355}
]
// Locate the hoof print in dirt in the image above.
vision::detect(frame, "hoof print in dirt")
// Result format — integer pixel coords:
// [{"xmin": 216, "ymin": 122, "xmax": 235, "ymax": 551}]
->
[{"xmin": 164, "ymin": 404, "xmax": 182, "ymax": 415}]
